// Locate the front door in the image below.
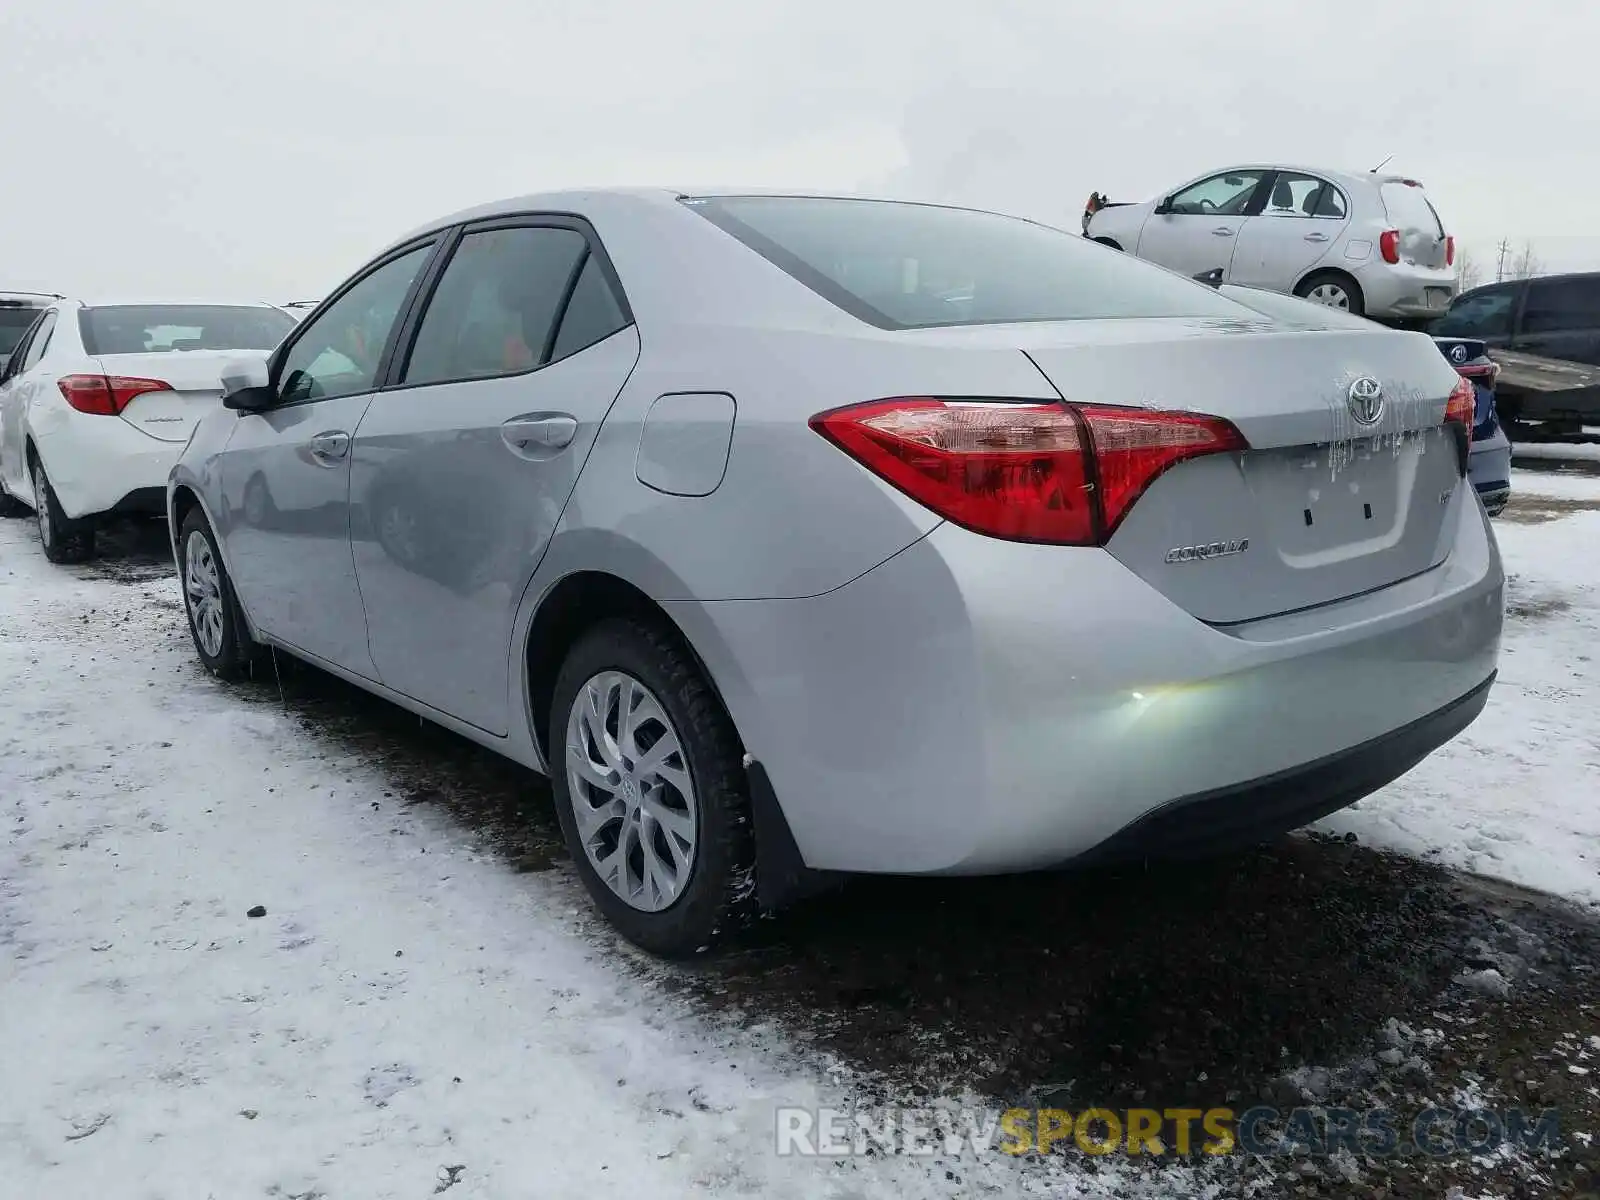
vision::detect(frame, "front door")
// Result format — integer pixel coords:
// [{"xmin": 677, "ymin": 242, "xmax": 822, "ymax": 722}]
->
[
  {"xmin": 1134, "ymin": 169, "xmax": 1270, "ymax": 280},
  {"xmin": 349, "ymin": 220, "xmax": 639, "ymax": 735},
  {"xmin": 219, "ymin": 241, "xmax": 436, "ymax": 676},
  {"xmin": 1229, "ymin": 172, "xmax": 1351, "ymax": 291}
]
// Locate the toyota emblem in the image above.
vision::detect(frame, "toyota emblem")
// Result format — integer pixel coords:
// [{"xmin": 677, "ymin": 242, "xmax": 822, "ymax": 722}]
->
[{"xmin": 1348, "ymin": 376, "xmax": 1384, "ymax": 425}]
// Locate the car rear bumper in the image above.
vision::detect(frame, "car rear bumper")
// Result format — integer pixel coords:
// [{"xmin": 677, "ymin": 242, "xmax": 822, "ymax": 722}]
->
[
  {"xmin": 1469, "ymin": 424, "xmax": 1511, "ymax": 514},
  {"xmin": 668, "ymin": 482, "xmax": 1503, "ymax": 875},
  {"xmin": 1356, "ymin": 263, "xmax": 1456, "ymax": 319},
  {"xmin": 32, "ymin": 414, "xmax": 185, "ymax": 520}
]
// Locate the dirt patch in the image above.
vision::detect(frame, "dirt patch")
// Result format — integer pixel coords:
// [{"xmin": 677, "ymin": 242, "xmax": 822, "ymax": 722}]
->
[{"xmin": 1499, "ymin": 495, "xmax": 1600, "ymax": 525}]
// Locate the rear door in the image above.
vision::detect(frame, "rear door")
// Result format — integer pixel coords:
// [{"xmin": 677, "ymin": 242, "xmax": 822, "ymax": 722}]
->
[
  {"xmin": 0, "ymin": 309, "xmax": 49, "ymax": 496},
  {"xmin": 1229, "ymin": 172, "xmax": 1350, "ymax": 291},
  {"xmin": 1512, "ymin": 275, "xmax": 1600, "ymax": 367},
  {"xmin": 349, "ymin": 217, "xmax": 639, "ymax": 736},
  {"xmin": 1134, "ymin": 169, "xmax": 1271, "ymax": 279},
  {"xmin": 1021, "ymin": 319, "xmax": 1466, "ymax": 624}
]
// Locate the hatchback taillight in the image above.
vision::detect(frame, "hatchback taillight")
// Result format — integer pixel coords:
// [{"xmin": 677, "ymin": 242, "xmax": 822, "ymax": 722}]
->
[
  {"xmin": 1445, "ymin": 235, "xmax": 1456, "ymax": 267},
  {"xmin": 1379, "ymin": 230, "xmax": 1402, "ymax": 265},
  {"xmin": 57, "ymin": 374, "xmax": 172, "ymax": 415},
  {"xmin": 809, "ymin": 398, "xmax": 1247, "ymax": 545}
]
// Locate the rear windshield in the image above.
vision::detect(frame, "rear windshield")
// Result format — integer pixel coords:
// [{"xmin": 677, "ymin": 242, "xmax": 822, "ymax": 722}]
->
[
  {"xmin": 1380, "ymin": 182, "xmax": 1445, "ymax": 238},
  {"xmin": 79, "ymin": 304, "xmax": 295, "ymax": 355},
  {"xmin": 685, "ymin": 195, "xmax": 1252, "ymax": 330},
  {"xmin": 0, "ymin": 306, "xmax": 44, "ymax": 354}
]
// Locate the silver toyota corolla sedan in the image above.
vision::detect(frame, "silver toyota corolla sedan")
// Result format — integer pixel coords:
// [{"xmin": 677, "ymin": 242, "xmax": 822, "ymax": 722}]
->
[{"xmin": 167, "ymin": 190, "xmax": 1503, "ymax": 956}]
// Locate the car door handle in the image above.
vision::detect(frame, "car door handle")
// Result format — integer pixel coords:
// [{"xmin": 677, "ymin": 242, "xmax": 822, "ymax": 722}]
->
[
  {"xmin": 307, "ymin": 431, "xmax": 350, "ymax": 463},
  {"xmin": 501, "ymin": 414, "xmax": 577, "ymax": 454},
  {"xmin": 1304, "ymin": 232, "xmax": 1330, "ymax": 243},
  {"xmin": 1212, "ymin": 227, "xmax": 1234, "ymax": 237}
]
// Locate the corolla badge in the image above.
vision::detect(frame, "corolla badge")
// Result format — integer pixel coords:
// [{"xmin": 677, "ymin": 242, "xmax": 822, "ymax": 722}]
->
[
  {"xmin": 1164, "ymin": 539, "xmax": 1249, "ymax": 564},
  {"xmin": 1347, "ymin": 376, "xmax": 1384, "ymax": 425}
]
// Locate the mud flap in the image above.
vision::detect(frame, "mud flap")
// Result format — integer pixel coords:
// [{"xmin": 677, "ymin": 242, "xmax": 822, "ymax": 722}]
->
[{"xmin": 745, "ymin": 758, "xmax": 841, "ymax": 911}]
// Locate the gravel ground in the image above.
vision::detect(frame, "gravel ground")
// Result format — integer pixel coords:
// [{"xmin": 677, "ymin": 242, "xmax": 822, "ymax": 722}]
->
[{"xmin": 27, "ymin": 518, "xmax": 1600, "ymax": 1198}]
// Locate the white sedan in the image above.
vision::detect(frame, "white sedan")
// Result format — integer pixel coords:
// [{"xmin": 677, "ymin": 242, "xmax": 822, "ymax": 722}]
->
[
  {"xmin": 1083, "ymin": 164, "xmax": 1458, "ymax": 321},
  {"xmin": 0, "ymin": 299, "xmax": 296, "ymax": 562}
]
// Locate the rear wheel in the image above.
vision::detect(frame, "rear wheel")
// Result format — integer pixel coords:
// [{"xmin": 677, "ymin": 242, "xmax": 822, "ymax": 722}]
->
[
  {"xmin": 178, "ymin": 507, "xmax": 259, "ymax": 679},
  {"xmin": 1295, "ymin": 271, "xmax": 1365, "ymax": 316},
  {"xmin": 32, "ymin": 460, "xmax": 95, "ymax": 563},
  {"xmin": 549, "ymin": 617, "xmax": 756, "ymax": 957}
]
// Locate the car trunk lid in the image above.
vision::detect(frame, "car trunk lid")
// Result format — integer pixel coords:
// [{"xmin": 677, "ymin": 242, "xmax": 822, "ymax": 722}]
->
[
  {"xmin": 1379, "ymin": 179, "xmax": 1451, "ymax": 271},
  {"xmin": 1017, "ymin": 319, "xmax": 1465, "ymax": 625},
  {"xmin": 95, "ymin": 351, "xmax": 239, "ymax": 443}
]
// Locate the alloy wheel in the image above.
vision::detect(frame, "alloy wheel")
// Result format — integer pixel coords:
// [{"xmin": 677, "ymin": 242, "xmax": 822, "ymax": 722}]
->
[
  {"xmin": 564, "ymin": 670, "xmax": 699, "ymax": 913},
  {"xmin": 183, "ymin": 530, "xmax": 226, "ymax": 658}
]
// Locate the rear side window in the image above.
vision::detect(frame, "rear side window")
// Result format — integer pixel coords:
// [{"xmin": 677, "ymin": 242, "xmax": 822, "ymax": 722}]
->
[
  {"xmin": 80, "ymin": 305, "xmax": 295, "ymax": 355},
  {"xmin": 1434, "ymin": 285, "xmax": 1518, "ymax": 338},
  {"xmin": 1379, "ymin": 182, "xmax": 1445, "ymax": 237},
  {"xmin": 0, "ymin": 306, "xmax": 44, "ymax": 355},
  {"xmin": 686, "ymin": 195, "xmax": 1251, "ymax": 330},
  {"xmin": 549, "ymin": 254, "xmax": 628, "ymax": 362},
  {"xmin": 403, "ymin": 226, "xmax": 587, "ymax": 386},
  {"xmin": 1521, "ymin": 276, "xmax": 1600, "ymax": 334}
]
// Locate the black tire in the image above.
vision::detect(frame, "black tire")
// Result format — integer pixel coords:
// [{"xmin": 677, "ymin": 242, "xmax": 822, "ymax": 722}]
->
[
  {"xmin": 548, "ymin": 617, "xmax": 756, "ymax": 958},
  {"xmin": 1294, "ymin": 270, "xmax": 1365, "ymax": 316},
  {"xmin": 176, "ymin": 506, "xmax": 260, "ymax": 679},
  {"xmin": 31, "ymin": 459, "xmax": 95, "ymax": 563}
]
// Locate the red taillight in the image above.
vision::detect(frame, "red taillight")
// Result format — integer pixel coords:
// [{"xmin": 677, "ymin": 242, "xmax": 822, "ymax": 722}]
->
[
  {"xmin": 1379, "ymin": 230, "xmax": 1402, "ymax": 265},
  {"xmin": 57, "ymin": 374, "xmax": 172, "ymax": 415},
  {"xmin": 1445, "ymin": 235, "xmax": 1455, "ymax": 267},
  {"xmin": 1445, "ymin": 376, "xmax": 1475, "ymax": 453},
  {"xmin": 808, "ymin": 398, "xmax": 1246, "ymax": 545}
]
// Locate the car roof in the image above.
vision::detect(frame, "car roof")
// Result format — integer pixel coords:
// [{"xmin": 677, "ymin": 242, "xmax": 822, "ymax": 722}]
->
[
  {"xmin": 1208, "ymin": 164, "xmax": 1430, "ymax": 191},
  {"xmin": 73, "ymin": 297, "xmax": 287, "ymax": 311},
  {"xmin": 1460, "ymin": 270, "xmax": 1600, "ymax": 297}
]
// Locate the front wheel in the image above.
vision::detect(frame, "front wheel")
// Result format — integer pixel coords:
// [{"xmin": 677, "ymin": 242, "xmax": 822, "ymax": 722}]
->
[
  {"xmin": 32, "ymin": 460, "xmax": 95, "ymax": 563},
  {"xmin": 177, "ymin": 507, "xmax": 260, "ymax": 679},
  {"xmin": 549, "ymin": 618, "xmax": 756, "ymax": 957},
  {"xmin": 1295, "ymin": 271, "xmax": 1365, "ymax": 316}
]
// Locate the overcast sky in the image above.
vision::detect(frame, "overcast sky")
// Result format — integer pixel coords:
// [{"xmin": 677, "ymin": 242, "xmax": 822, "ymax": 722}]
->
[{"xmin": 3, "ymin": 0, "xmax": 1595, "ymax": 300}]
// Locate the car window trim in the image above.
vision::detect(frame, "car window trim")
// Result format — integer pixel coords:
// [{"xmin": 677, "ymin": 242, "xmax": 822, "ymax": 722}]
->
[
  {"xmin": 377, "ymin": 212, "xmax": 634, "ymax": 395},
  {"xmin": 267, "ymin": 236, "xmax": 443, "ymax": 410}
]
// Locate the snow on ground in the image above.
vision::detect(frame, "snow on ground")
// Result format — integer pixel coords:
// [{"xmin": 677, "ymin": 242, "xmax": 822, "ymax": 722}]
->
[
  {"xmin": 0, "ymin": 521, "xmax": 999, "ymax": 1200},
  {"xmin": 1317, "ymin": 464, "xmax": 1600, "ymax": 908}
]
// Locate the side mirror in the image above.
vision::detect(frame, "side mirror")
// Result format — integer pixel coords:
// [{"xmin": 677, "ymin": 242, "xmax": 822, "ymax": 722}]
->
[
  {"xmin": 1193, "ymin": 267, "xmax": 1224, "ymax": 288},
  {"xmin": 1154, "ymin": 196, "xmax": 1174, "ymax": 215},
  {"xmin": 220, "ymin": 355, "xmax": 274, "ymax": 412}
]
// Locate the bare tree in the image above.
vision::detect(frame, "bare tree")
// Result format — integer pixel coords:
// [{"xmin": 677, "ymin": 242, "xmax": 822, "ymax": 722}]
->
[
  {"xmin": 1455, "ymin": 246, "xmax": 1482, "ymax": 291},
  {"xmin": 1510, "ymin": 241, "xmax": 1543, "ymax": 280}
]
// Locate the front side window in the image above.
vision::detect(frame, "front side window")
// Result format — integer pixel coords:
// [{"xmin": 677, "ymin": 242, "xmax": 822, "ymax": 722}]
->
[
  {"xmin": 1522, "ymin": 277, "xmax": 1600, "ymax": 335},
  {"xmin": 403, "ymin": 226, "xmax": 588, "ymax": 386},
  {"xmin": 687, "ymin": 195, "xmax": 1253, "ymax": 330},
  {"xmin": 1434, "ymin": 286, "xmax": 1518, "ymax": 338},
  {"xmin": 1167, "ymin": 170, "xmax": 1267, "ymax": 216},
  {"xmin": 278, "ymin": 244, "xmax": 432, "ymax": 403}
]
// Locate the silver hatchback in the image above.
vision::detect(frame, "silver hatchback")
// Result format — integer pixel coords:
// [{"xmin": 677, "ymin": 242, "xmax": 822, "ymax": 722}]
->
[
  {"xmin": 1085, "ymin": 165, "xmax": 1458, "ymax": 320},
  {"xmin": 169, "ymin": 190, "xmax": 1502, "ymax": 956}
]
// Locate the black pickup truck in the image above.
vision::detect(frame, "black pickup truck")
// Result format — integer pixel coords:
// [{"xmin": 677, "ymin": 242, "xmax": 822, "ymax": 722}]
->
[{"xmin": 1429, "ymin": 272, "xmax": 1600, "ymax": 436}]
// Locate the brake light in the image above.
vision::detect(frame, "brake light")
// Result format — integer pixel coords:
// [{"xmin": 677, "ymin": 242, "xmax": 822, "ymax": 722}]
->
[
  {"xmin": 1444, "ymin": 376, "xmax": 1475, "ymax": 461},
  {"xmin": 1379, "ymin": 230, "xmax": 1401, "ymax": 265},
  {"xmin": 1445, "ymin": 235, "xmax": 1455, "ymax": 267},
  {"xmin": 57, "ymin": 374, "xmax": 172, "ymax": 416},
  {"xmin": 809, "ymin": 398, "xmax": 1247, "ymax": 545}
]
